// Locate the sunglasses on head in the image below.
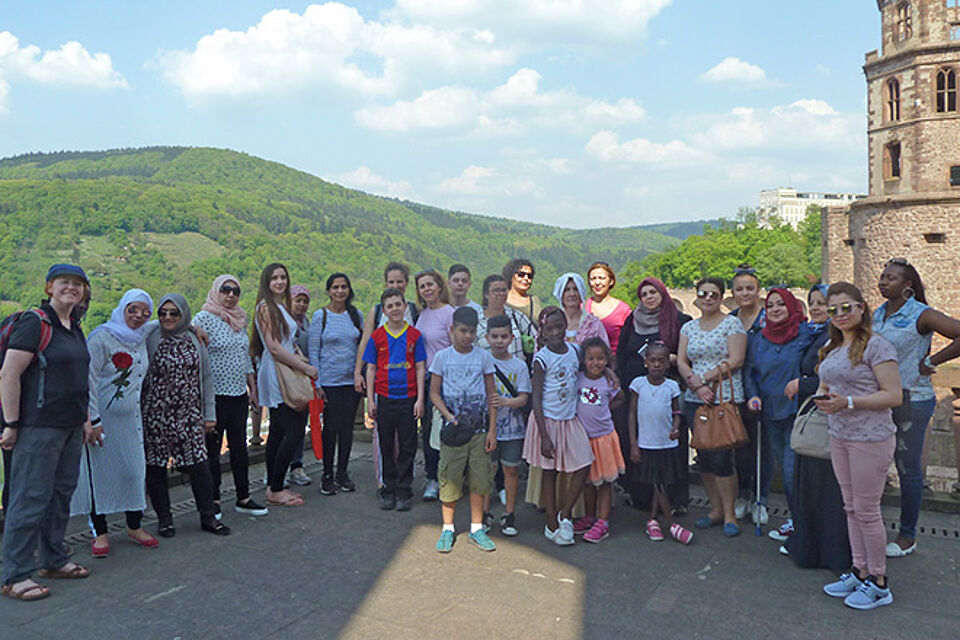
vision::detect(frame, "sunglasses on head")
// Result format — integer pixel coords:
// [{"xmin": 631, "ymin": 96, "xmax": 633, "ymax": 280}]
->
[
  {"xmin": 885, "ymin": 257, "xmax": 910, "ymax": 267},
  {"xmin": 733, "ymin": 267, "xmax": 757, "ymax": 276},
  {"xmin": 697, "ymin": 289, "xmax": 720, "ymax": 300},
  {"xmin": 157, "ymin": 309, "xmax": 182, "ymax": 318},
  {"xmin": 826, "ymin": 302, "xmax": 862, "ymax": 317},
  {"xmin": 515, "ymin": 271, "xmax": 533, "ymax": 280},
  {"xmin": 219, "ymin": 285, "xmax": 241, "ymax": 296}
]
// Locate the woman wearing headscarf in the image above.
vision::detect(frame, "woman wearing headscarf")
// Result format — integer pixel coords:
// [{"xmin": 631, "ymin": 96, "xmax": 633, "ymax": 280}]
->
[
  {"xmin": 70, "ymin": 289, "xmax": 158, "ymax": 558},
  {"xmin": 144, "ymin": 294, "xmax": 228, "ymax": 537},
  {"xmin": 615, "ymin": 277, "xmax": 691, "ymax": 511},
  {"xmin": 194, "ymin": 275, "xmax": 268, "ymax": 520},
  {"xmin": 743, "ymin": 288, "xmax": 814, "ymax": 537},
  {"xmin": 553, "ymin": 273, "xmax": 609, "ymax": 347}
]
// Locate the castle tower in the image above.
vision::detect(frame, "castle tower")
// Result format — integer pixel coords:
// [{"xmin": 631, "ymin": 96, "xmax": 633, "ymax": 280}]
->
[{"xmin": 828, "ymin": 0, "xmax": 960, "ymax": 313}]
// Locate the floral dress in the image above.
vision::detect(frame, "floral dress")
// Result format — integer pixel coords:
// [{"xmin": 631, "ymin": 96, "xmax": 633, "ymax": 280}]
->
[{"xmin": 143, "ymin": 335, "xmax": 207, "ymax": 467}]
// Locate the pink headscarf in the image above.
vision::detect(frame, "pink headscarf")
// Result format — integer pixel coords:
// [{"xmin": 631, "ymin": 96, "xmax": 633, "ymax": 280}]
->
[{"xmin": 201, "ymin": 274, "xmax": 248, "ymax": 332}]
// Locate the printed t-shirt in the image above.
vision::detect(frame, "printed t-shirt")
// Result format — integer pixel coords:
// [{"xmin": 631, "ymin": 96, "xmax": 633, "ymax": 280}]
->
[
  {"xmin": 576, "ymin": 373, "xmax": 619, "ymax": 438},
  {"xmin": 491, "ymin": 354, "xmax": 532, "ymax": 441},
  {"xmin": 630, "ymin": 376, "xmax": 681, "ymax": 449},
  {"xmin": 429, "ymin": 345, "xmax": 496, "ymax": 434},
  {"xmin": 534, "ymin": 344, "xmax": 581, "ymax": 420},
  {"xmin": 362, "ymin": 323, "xmax": 426, "ymax": 399}
]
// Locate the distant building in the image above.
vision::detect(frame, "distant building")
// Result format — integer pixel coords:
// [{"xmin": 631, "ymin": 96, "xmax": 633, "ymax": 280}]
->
[{"xmin": 758, "ymin": 187, "xmax": 865, "ymax": 229}]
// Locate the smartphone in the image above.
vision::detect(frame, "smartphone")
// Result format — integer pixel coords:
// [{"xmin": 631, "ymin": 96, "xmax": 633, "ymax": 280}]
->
[{"xmin": 811, "ymin": 394, "xmax": 831, "ymax": 401}]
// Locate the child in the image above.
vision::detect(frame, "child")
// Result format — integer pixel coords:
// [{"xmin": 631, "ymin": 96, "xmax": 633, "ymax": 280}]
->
[
  {"xmin": 523, "ymin": 306, "xmax": 594, "ymax": 546},
  {"xmin": 429, "ymin": 306, "xmax": 498, "ymax": 553},
  {"xmin": 483, "ymin": 314, "xmax": 531, "ymax": 537},
  {"xmin": 572, "ymin": 338, "xmax": 626, "ymax": 543},
  {"xmin": 629, "ymin": 342, "xmax": 693, "ymax": 544},
  {"xmin": 363, "ymin": 288, "xmax": 426, "ymax": 512}
]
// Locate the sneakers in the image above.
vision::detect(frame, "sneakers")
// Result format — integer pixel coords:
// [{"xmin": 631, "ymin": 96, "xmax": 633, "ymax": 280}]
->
[
  {"xmin": 319, "ymin": 476, "xmax": 338, "ymax": 496},
  {"xmin": 751, "ymin": 503, "xmax": 769, "ymax": 525},
  {"xmin": 843, "ymin": 578, "xmax": 893, "ymax": 610},
  {"xmin": 482, "ymin": 511, "xmax": 495, "ymax": 533},
  {"xmin": 885, "ymin": 537, "xmax": 916, "ymax": 558},
  {"xmin": 500, "ymin": 512, "xmax": 518, "ymax": 537},
  {"xmin": 234, "ymin": 499, "xmax": 269, "ymax": 516},
  {"xmin": 734, "ymin": 497, "xmax": 749, "ymax": 520},
  {"xmin": 584, "ymin": 519, "xmax": 610, "ymax": 543},
  {"xmin": 823, "ymin": 572, "xmax": 864, "ymax": 598},
  {"xmin": 544, "ymin": 523, "xmax": 575, "ymax": 546},
  {"xmin": 768, "ymin": 519, "xmax": 794, "ymax": 542},
  {"xmin": 573, "ymin": 516, "xmax": 597, "ymax": 535},
  {"xmin": 645, "ymin": 519, "xmax": 664, "ymax": 541},
  {"xmin": 469, "ymin": 529, "xmax": 497, "ymax": 551},
  {"xmin": 335, "ymin": 475, "xmax": 356, "ymax": 492},
  {"xmin": 395, "ymin": 496, "xmax": 412, "ymax": 512},
  {"xmin": 669, "ymin": 523, "xmax": 693, "ymax": 545},
  {"xmin": 422, "ymin": 479, "xmax": 439, "ymax": 501},
  {"xmin": 779, "ymin": 545, "xmax": 789, "ymax": 556},
  {"xmin": 557, "ymin": 513, "xmax": 575, "ymax": 544},
  {"xmin": 436, "ymin": 530, "xmax": 455, "ymax": 553},
  {"xmin": 289, "ymin": 467, "xmax": 312, "ymax": 486},
  {"xmin": 378, "ymin": 489, "xmax": 396, "ymax": 510}
]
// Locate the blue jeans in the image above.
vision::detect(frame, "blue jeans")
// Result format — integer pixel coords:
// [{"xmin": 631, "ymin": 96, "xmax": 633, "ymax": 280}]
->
[
  {"xmin": 763, "ymin": 415, "xmax": 796, "ymax": 514},
  {"xmin": 896, "ymin": 397, "xmax": 936, "ymax": 539}
]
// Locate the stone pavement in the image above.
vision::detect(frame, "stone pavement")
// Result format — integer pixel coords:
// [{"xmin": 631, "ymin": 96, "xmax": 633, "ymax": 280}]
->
[{"xmin": 2, "ymin": 443, "xmax": 959, "ymax": 640}]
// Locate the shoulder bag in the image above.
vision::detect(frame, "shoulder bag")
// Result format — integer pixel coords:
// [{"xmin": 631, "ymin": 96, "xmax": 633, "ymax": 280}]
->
[
  {"xmin": 691, "ymin": 362, "xmax": 749, "ymax": 451},
  {"xmin": 790, "ymin": 395, "xmax": 831, "ymax": 459},
  {"xmin": 275, "ymin": 344, "xmax": 314, "ymax": 412}
]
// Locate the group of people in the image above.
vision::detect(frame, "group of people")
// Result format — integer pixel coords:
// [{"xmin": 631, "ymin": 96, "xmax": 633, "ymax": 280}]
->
[{"xmin": 1, "ymin": 256, "xmax": 956, "ymax": 614}]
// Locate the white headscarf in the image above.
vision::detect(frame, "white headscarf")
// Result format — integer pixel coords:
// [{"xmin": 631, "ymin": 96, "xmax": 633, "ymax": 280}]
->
[
  {"xmin": 552, "ymin": 273, "xmax": 587, "ymax": 306},
  {"xmin": 89, "ymin": 288, "xmax": 154, "ymax": 346}
]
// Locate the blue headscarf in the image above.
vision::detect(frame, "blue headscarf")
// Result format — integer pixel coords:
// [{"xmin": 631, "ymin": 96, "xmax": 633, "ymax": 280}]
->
[
  {"xmin": 553, "ymin": 273, "xmax": 587, "ymax": 306},
  {"xmin": 89, "ymin": 289, "xmax": 154, "ymax": 346}
]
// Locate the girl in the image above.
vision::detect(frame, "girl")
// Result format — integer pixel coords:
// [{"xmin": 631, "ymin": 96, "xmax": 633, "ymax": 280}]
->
[
  {"xmin": 571, "ymin": 338, "xmax": 625, "ymax": 543},
  {"xmin": 629, "ymin": 342, "xmax": 692, "ymax": 544},
  {"xmin": 522, "ymin": 307, "xmax": 594, "ymax": 546}
]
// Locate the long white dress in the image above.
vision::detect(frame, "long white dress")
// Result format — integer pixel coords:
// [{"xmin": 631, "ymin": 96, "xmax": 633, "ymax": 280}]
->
[{"xmin": 70, "ymin": 330, "xmax": 149, "ymax": 517}]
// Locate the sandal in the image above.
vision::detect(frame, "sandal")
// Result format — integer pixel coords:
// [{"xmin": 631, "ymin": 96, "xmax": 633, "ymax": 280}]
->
[
  {"xmin": 670, "ymin": 523, "xmax": 694, "ymax": 545},
  {"xmin": 645, "ymin": 519, "xmax": 664, "ymax": 541},
  {"xmin": 201, "ymin": 520, "xmax": 232, "ymax": 536},
  {"xmin": 1, "ymin": 581, "xmax": 51, "ymax": 601},
  {"xmin": 127, "ymin": 530, "xmax": 159, "ymax": 549},
  {"xmin": 37, "ymin": 563, "xmax": 90, "ymax": 579},
  {"xmin": 267, "ymin": 495, "xmax": 304, "ymax": 507},
  {"xmin": 91, "ymin": 538, "xmax": 110, "ymax": 558}
]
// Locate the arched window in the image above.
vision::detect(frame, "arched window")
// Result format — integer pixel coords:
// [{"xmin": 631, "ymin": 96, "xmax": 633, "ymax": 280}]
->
[
  {"xmin": 895, "ymin": 3, "xmax": 913, "ymax": 42},
  {"xmin": 936, "ymin": 68, "xmax": 958, "ymax": 113},
  {"xmin": 886, "ymin": 78, "xmax": 901, "ymax": 121}
]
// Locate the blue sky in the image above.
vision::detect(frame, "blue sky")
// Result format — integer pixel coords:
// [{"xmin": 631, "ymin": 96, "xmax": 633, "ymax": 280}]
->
[{"xmin": 0, "ymin": 1, "xmax": 881, "ymax": 227}]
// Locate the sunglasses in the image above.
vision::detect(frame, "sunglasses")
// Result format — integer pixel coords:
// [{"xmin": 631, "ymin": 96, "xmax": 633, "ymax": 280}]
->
[
  {"xmin": 219, "ymin": 285, "xmax": 241, "ymax": 296},
  {"xmin": 157, "ymin": 309, "xmax": 182, "ymax": 318},
  {"xmin": 826, "ymin": 302, "xmax": 862, "ymax": 317},
  {"xmin": 885, "ymin": 257, "xmax": 910, "ymax": 267},
  {"xmin": 697, "ymin": 289, "xmax": 720, "ymax": 300},
  {"xmin": 733, "ymin": 267, "xmax": 757, "ymax": 276},
  {"xmin": 515, "ymin": 271, "xmax": 533, "ymax": 280}
]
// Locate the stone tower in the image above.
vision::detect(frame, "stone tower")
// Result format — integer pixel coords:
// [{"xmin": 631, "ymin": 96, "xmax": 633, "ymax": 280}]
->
[{"xmin": 822, "ymin": 0, "xmax": 960, "ymax": 313}]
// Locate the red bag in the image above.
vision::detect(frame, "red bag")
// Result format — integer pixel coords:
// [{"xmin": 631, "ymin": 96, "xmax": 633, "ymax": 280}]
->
[{"xmin": 309, "ymin": 387, "xmax": 325, "ymax": 460}]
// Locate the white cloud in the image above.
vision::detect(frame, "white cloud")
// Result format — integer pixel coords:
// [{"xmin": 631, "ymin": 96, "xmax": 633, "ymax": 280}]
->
[
  {"xmin": 701, "ymin": 57, "xmax": 767, "ymax": 84},
  {"xmin": 325, "ymin": 166, "xmax": 415, "ymax": 199},
  {"xmin": 354, "ymin": 85, "xmax": 479, "ymax": 132},
  {"xmin": 156, "ymin": 3, "xmax": 514, "ymax": 100},
  {"xmin": 585, "ymin": 130, "xmax": 709, "ymax": 167},
  {"xmin": 434, "ymin": 163, "xmax": 542, "ymax": 198}
]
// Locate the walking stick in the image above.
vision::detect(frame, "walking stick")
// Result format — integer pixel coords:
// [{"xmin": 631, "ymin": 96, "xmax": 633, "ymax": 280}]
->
[{"xmin": 755, "ymin": 420, "xmax": 763, "ymax": 537}]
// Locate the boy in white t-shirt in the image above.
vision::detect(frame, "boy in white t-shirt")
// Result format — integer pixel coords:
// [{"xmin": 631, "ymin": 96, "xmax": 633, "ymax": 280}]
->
[{"xmin": 429, "ymin": 306, "xmax": 498, "ymax": 553}]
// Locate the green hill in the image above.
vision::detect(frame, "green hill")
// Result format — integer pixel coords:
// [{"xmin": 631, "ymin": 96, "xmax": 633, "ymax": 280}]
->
[{"xmin": 0, "ymin": 146, "xmax": 680, "ymax": 326}]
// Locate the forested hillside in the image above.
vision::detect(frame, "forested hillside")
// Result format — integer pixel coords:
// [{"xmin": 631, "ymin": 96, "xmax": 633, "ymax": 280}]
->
[{"xmin": 0, "ymin": 146, "xmax": 680, "ymax": 326}]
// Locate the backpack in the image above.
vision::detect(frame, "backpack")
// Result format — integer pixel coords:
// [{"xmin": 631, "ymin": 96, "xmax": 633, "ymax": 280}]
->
[
  {"xmin": 373, "ymin": 301, "xmax": 419, "ymax": 328},
  {"xmin": 321, "ymin": 306, "xmax": 364, "ymax": 343},
  {"xmin": 0, "ymin": 309, "xmax": 54, "ymax": 412}
]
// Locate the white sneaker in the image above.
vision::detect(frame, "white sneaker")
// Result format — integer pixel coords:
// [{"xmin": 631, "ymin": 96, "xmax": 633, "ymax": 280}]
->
[
  {"xmin": 289, "ymin": 467, "xmax": 312, "ymax": 486},
  {"xmin": 885, "ymin": 540, "xmax": 916, "ymax": 558},
  {"xmin": 557, "ymin": 513, "xmax": 575, "ymax": 545},
  {"xmin": 751, "ymin": 504, "xmax": 769, "ymax": 525},
  {"xmin": 499, "ymin": 489, "xmax": 507, "ymax": 506},
  {"xmin": 544, "ymin": 524, "xmax": 574, "ymax": 546},
  {"xmin": 768, "ymin": 519, "xmax": 794, "ymax": 541},
  {"xmin": 779, "ymin": 545, "xmax": 789, "ymax": 556},
  {"xmin": 734, "ymin": 498, "xmax": 749, "ymax": 520}
]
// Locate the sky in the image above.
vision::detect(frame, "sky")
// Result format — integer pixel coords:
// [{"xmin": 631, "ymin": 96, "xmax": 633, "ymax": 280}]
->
[{"xmin": 0, "ymin": 1, "xmax": 881, "ymax": 228}]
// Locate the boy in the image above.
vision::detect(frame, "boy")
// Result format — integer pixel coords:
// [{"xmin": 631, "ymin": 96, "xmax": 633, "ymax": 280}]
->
[
  {"xmin": 447, "ymin": 264, "xmax": 483, "ymax": 314},
  {"xmin": 429, "ymin": 306, "xmax": 498, "ymax": 552},
  {"xmin": 363, "ymin": 288, "xmax": 426, "ymax": 512},
  {"xmin": 484, "ymin": 315, "xmax": 530, "ymax": 537}
]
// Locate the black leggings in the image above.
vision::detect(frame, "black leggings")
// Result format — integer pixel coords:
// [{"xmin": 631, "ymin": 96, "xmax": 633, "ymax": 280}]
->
[
  {"xmin": 206, "ymin": 394, "xmax": 250, "ymax": 502},
  {"xmin": 322, "ymin": 386, "xmax": 361, "ymax": 480},
  {"xmin": 145, "ymin": 463, "xmax": 217, "ymax": 524},
  {"xmin": 90, "ymin": 511, "xmax": 142, "ymax": 536},
  {"xmin": 266, "ymin": 404, "xmax": 307, "ymax": 492}
]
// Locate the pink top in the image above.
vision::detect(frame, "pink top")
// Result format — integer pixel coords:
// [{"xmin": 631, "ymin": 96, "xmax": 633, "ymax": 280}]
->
[
  {"xmin": 415, "ymin": 305, "xmax": 454, "ymax": 369},
  {"xmin": 585, "ymin": 298, "xmax": 632, "ymax": 355}
]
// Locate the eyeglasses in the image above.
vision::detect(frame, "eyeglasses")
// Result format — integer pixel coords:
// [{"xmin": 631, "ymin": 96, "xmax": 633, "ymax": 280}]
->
[
  {"xmin": 157, "ymin": 310, "xmax": 182, "ymax": 318},
  {"xmin": 515, "ymin": 271, "xmax": 533, "ymax": 280},
  {"xmin": 826, "ymin": 302, "xmax": 862, "ymax": 317},
  {"xmin": 885, "ymin": 257, "xmax": 910, "ymax": 267},
  {"xmin": 219, "ymin": 285, "xmax": 241, "ymax": 296},
  {"xmin": 697, "ymin": 289, "xmax": 720, "ymax": 301}
]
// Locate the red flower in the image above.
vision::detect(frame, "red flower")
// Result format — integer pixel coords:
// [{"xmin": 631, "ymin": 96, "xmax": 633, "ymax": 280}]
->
[{"xmin": 111, "ymin": 352, "xmax": 133, "ymax": 370}]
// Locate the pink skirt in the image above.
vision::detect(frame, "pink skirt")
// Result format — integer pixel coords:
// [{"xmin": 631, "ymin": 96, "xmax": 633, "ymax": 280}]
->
[
  {"xmin": 523, "ymin": 414, "xmax": 594, "ymax": 473},
  {"xmin": 587, "ymin": 431, "xmax": 626, "ymax": 486}
]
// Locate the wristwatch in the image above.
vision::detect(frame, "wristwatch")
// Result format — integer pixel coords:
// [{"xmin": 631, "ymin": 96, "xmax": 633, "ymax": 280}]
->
[{"xmin": 847, "ymin": 396, "xmax": 855, "ymax": 410}]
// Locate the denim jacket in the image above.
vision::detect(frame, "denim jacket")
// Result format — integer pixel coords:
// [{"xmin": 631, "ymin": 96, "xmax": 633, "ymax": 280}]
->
[
  {"xmin": 744, "ymin": 322, "xmax": 815, "ymax": 421},
  {"xmin": 872, "ymin": 297, "xmax": 932, "ymax": 399}
]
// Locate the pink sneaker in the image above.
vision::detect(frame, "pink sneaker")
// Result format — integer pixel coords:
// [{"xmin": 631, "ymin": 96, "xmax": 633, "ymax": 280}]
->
[
  {"xmin": 645, "ymin": 519, "xmax": 664, "ymax": 541},
  {"xmin": 573, "ymin": 516, "xmax": 596, "ymax": 535},
  {"xmin": 670, "ymin": 523, "xmax": 693, "ymax": 545},
  {"xmin": 583, "ymin": 519, "xmax": 609, "ymax": 543}
]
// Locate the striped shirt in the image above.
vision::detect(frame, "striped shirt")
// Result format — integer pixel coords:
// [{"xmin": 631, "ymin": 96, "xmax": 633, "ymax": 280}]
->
[{"xmin": 362, "ymin": 323, "xmax": 426, "ymax": 399}]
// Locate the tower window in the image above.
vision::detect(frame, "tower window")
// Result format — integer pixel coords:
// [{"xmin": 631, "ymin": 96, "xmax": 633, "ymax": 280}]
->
[
  {"xmin": 952, "ymin": 26, "xmax": 960, "ymax": 41},
  {"xmin": 924, "ymin": 233, "xmax": 946, "ymax": 244},
  {"xmin": 937, "ymin": 69, "xmax": 958, "ymax": 112},
  {"xmin": 951, "ymin": 165, "xmax": 960, "ymax": 186},
  {"xmin": 886, "ymin": 78, "xmax": 901, "ymax": 121},
  {"xmin": 895, "ymin": 3, "xmax": 913, "ymax": 42},
  {"xmin": 884, "ymin": 142, "xmax": 902, "ymax": 180}
]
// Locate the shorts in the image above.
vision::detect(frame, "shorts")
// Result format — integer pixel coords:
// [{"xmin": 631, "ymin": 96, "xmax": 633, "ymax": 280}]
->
[
  {"xmin": 438, "ymin": 432, "xmax": 492, "ymax": 503},
  {"xmin": 492, "ymin": 439, "xmax": 524, "ymax": 468}
]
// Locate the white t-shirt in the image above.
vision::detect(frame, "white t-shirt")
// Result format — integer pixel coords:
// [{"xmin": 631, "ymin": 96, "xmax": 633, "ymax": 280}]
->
[
  {"xmin": 429, "ymin": 345, "xmax": 496, "ymax": 429},
  {"xmin": 630, "ymin": 376, "xmax": 681, "ymax": 450},
  {"xmin": 534, "ymin": 344, "xmax": 581, "ymax": 421},
  {"xmin": 491, "ymin": 354, "xmax": 532, "ymax": 441}
]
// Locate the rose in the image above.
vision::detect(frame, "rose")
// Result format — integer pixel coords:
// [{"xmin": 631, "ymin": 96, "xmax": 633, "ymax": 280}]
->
[{"xmin": 111, "ymin": 352, "xmax": 133, "ymax": 370}]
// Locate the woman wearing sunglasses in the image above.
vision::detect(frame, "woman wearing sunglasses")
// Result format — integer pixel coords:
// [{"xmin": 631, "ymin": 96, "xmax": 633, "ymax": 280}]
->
[
  {"xmin": 873, "ymin": 258, "xmax": 960, "ymax": 559},
  {"xmin": 194, "ymin": 275, "xmax": 268, "ymax": 519},
  {"xmin": 815, "ymin": 282, "xmax": 902, "ymax": 610},
  {"xmin": 503, "ymin": 258, "xmax": 542, "ymax": 323},
  {"xmin": 677, "ymin": 277, "xmax": 747, "ymax": 536}
]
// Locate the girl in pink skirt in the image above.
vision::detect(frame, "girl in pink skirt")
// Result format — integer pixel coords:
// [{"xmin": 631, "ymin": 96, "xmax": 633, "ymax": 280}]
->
[{"xmin": 523, "ymin": 306, "xmax": 595, "ymax": 546}]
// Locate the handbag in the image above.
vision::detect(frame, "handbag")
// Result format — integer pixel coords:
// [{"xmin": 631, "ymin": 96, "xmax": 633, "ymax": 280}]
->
[
  {"xmin": 790, "ymin": 395, "xmax": 832, "ymax": 459},
  {"xmin": 439, "ymin": 396, "xmax": 483, "ymax": 447},
  {"xmin": 274, "ymin": 346, "xmax": 314, "ymax": 412},
  {"xmin": 690, "ymin": 363, "xmax": 749, "ymax": 451},
  {"xmin": 309, "ymin": 387, "xmax": 325, "ymax": 460}
]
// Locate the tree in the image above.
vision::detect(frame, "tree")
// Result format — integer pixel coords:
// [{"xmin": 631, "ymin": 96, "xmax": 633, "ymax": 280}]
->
[{"xmin": 755, "ymin": 243, "xmax": 808, "ymax": 287}]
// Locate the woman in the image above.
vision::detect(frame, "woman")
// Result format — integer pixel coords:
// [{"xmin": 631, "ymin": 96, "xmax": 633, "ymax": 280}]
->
[
  {"xmin": 414, "ymin": 269, "xmax": 454, "ymax": 501},
  {"xmin": 503, "ymin": 258, "xmax": 542, "ymax": 322},
  {"xmin": 308, "ymin": 273, "xmax": 364, "ymax": 496},
  {"xmin": 872, "ymin": 258, "xmax": 960, "ymax": 558},
  {"xmin": 71, "ymin": 289, "xmax": 158, "ymax": 558},
  {"xmin": 743, "ymin": 288, "xmax": 813, "ymax": 536},
  {"xmin": 1, "ymin": 264, "xmax": 95, "ymax": 601},
  {"xmin": 193, "ymin": 275, "xmax": 268, "ymax": 519},
  {"xmin": 816, "ymin": 282, "xmax": 901, "ymax": 610},
  {"xmin": 144, "ymin": 294, "xmax": 228, "ymax": 537},
  {"xmin": 677, "ymin": 277, "xmax": 747, "ymax": 537},
  {"xmin": 553, "ymin": 273, "xmax": 609, "ymax": 347},
  {"xmin": 476, "ymin": 274, "xmax": 536, "ymax": 360},
  {"xmin": 287, "ymin": 284, "xmax": 312, "ymax": 487},
  {"xmin": 252, "ymin": 263, "xmax": 318, "ymax": 508},
  {"xmin": 783, "ymin": 284, "xmax": 852, "ymax": 570},
  {"xmin": 615, "ymin": 277, "xmax": 692, "ymax": 512},
  {"xmin": 585, "ymin": 261, "xmax": 632, "ymax": 355}
]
